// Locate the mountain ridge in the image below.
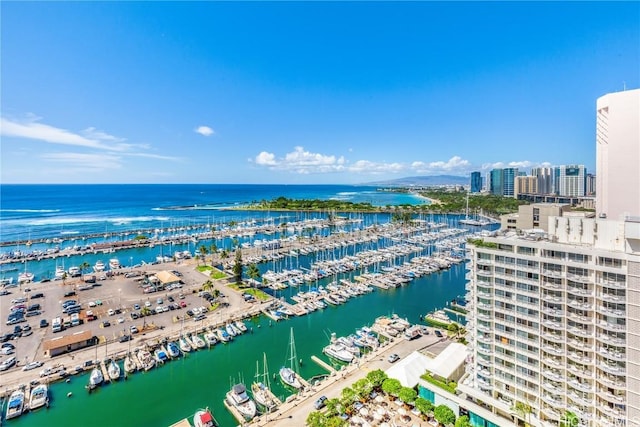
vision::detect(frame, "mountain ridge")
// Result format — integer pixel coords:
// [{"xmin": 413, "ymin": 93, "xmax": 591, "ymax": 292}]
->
[{"xmin": 363, "ymin": 175, "xmax": 469, "ymax": 187}]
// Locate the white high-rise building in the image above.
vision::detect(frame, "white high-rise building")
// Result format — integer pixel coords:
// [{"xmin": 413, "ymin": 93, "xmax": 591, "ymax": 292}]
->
[
  {"xmin": 596, "ymin": 89, "xmax": 640, "ymax": 220},
  {"xmin": 464, "ymin": 218, "xmax": 640, "ymax": 427},
  {"xmin": 559, "ymin": 165, "xmax": 586, "ymax": 197}
]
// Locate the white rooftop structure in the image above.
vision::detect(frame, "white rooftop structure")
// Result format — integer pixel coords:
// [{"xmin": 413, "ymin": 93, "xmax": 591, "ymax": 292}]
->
[
  {"xmin": 428, "ymin": 342, "xmax": 467, "ymax": 381},
  {"xmin": 386, "ymin": 343, "xmax": 468, "ymax": 387}
]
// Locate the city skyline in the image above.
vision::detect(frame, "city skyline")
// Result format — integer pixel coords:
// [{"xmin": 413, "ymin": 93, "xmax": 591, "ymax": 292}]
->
[{"xmin": 1, "ymin": 2, "xmax": 638, "ymax": 184}]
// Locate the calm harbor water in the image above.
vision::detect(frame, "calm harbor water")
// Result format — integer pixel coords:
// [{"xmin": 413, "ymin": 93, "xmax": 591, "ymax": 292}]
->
[{"xmin": 7, "ymin": 263, "xmax": 467, "ymax": 427}]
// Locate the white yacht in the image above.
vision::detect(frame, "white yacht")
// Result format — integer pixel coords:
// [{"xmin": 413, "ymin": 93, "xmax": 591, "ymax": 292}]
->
[
  {"xmin": 323, "ymin": 342, "xmax": 355, "ymax": 363},
  {"xmin": 225, "ymin": 383, "xmax": 257, "ymax": 421},
  {"xmin": 29, "ymin": 384, "xmax": 49, "ymax": 410},
  {"xmin": 193, "ymin": 408, "xmax": 216, "ymax": 427},
  {"xmin": 93, "ymin": 260, "xmax": 106, "ymax": 272},
  {"xmin": 108, "ymin": 359, "xmax": 121, "ymax": 380},
  {"xmin": 68, "ymin": 266, "xmax": 81, "ymax": 277},
  {"xmin": 90, "ymin": 367, "xmax": 103, "ymax": 387},
  {"xmin": 5, "ymin": 389, "xmax": 25, "ymax": 419},
  {"xmin": 109, "ymin": 258, "xmax": 121, "ymax": 270}
]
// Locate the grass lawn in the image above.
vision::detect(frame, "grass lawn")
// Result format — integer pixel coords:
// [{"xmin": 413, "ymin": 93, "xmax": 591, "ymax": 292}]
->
[{"xmin": 226, "ymin": 283, "xmax": 270, "ymax": 301}]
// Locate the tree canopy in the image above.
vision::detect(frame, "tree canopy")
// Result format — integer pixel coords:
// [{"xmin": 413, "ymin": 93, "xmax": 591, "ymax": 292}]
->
[{"xmin": 434, "ymin": 405, "xmax": 456, "ymax": 426}]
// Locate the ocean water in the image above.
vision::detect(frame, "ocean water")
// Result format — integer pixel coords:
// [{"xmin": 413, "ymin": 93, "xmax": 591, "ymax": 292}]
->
[
  {"xmin": 0, "ymin": 184, "xmax": 425, "ymax": 244},
  {"xmin": 0, "ymin": 184, "xmax": 479, "ymax": 427}
]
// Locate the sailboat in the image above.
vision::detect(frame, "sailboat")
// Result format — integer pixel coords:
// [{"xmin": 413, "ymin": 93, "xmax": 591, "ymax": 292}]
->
[
  {"xmin": 108, "ymin": 359, "xmax": 121, "ymax": 381},
  {"xmin": 252, "ymin": 353, "xmax": 278, "ymax": 412},
  {"xmin": 459, "ymin": 192, "xmax": 487, "ymax": 226},
  {"xmin": 18, "ymin": 261, "xmax": 34, "ymax": 284},
  {"xmin": 279, "ymin": 328, "xmax": 303, "ymax": 389}
]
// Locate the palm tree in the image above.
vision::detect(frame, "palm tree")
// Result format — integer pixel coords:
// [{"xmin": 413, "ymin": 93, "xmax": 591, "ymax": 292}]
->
[
  {"xmin": 232, "ymin": 249, "xmax": 243, "ymax": 285},
  {"xmin": 246, "ymin": 264, "xmax": 261, "ymax": 289},
  {"xmin": 80, "ymin": 261, "xmax": 91, "ymax": 280},
  {"xmin": 209, "ymin": 243, "xmax": 218, "ymax": 265},
  {"xmin": 352, "ymin": 378, "xmax": 372, "ymax": 402},
  {"xmin": 202, "ymin": 280, "xmax": 214, "ymax": 292},
  {"xmin": 198, "ymin": 245, "xmax": 208, "ymax": 266}
]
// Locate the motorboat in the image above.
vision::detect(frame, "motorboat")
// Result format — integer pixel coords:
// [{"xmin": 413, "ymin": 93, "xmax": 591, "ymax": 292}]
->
[
  {"xmin": 68, "ymin": 266, "xmax": 81, "ymax": 277},
  {"xmin": 154, "ymin": 347, "xmax": 169, "ymax": 363},
  {"xmin": 90, "ymin": 367, "xmax": 103, "ymax": 387},
  {"xmin": 225, "ymin": 383, "xmax": 257, "ymax": 421},
  {"xmin": 216, "ymin": 328, "xmax": 230, "ymax": 343},
  {"xmin": 179, "ymin": 337, "xmax": 192, "ymax": 353},
  {"xmin": 5, "ymin": 389, "xmax": 25, "ymax": 419},
  {"xmin": 193, "ymin": 407, "xmax": 217, "ymax": 427},
  {"xmin": 203, "ymin": 332, "xmax": 218, "ymax": 347},
  {"xmin": 29, "ymin": 384, "xmax": 49, "ymax": 410},
  {"xmin": 137, "ymin": 349, "xmax": 155, "ymax": 371},
  {"xmin": 323, "ymin": 343, "xmax": 355, "ymax": 363},
  {"xmin": 54, "ymin": 265, "xmax": 66, "ymax": 280},
  {"xmin": 18, "ymin": 271, "xmax": 34, "ymax": 284},
  {"xmin": 109, "ymin": 258, "xmax": 121, "ymax": 270},
  {"xmin": 93, "ymin": 260, "xmax": 106, "ymax": 272},
  {"xmin": 234, "ymin": 320, "xmax": 248, "ymax": 333},
  {"xmin": 191, "ymin": 334, "xmax": 206, "ymax": 349},
  {"xmin": 108, "ymin": 359, "xmax": 121, "ymax": 380},
  {"xmin": 167, "ymin": 341, "xmax": 181, "ymax": 358},
  {"xmin": 252, "ymin": 381, "xmax": 278, "ymax": 412},
  {"xmin": 225, "ymin": 323, "xmax": 237, "ymax": 337}
]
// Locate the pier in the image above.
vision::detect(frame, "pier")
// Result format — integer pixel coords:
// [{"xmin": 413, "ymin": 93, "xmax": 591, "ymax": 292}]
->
[
  {"xmin": 223, "ymin": 398, "xmax": 248, "ymax": 425},
  {"xmin": 100, "ymin": 360, "xmax": 111, "ymax": 384},
  {"xmin": 310, "ymin": 355, "xmax": 336, "ymax": 374}
]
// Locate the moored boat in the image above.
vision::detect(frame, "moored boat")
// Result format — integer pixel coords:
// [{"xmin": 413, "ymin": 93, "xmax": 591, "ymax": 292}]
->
[
  {"xmin": 6, "ymin": 389, "xmax": 25, "ymax": 419},
  {"xmin": 167, "ymin": 341, "xmax": 181, "ymax": 358},
  {"xmin": 93, "ymin": 260, "xmax": 106, "ymax": 272},
  {"xmin": 137, "ymin": 349, "xmax": 155, "ymax": 371},
  {"xmin": 109, "ymin": 258, "xmax": 121, "ymax": 270},
  {"xmin": 90, "ymin": 367, "xmax": 103, "ymax": 387},
  {"xmin": 29, "ymin": 384, "xmax": 49, "ymax": 410},
  {"xmin": 225, "ymin": 383, "xmax": 257, "ymax": 421},
  {"xmin": 203, "ymin": 332, "xmax": 218, "ymax": 347},
  {"xmin": 194, "ymin": 407, "xmax": 217, "ymax": 427},
  {"xmin": 124, "ymin": 354, "xmax": 137, "ymax": 373},
  {"xmin": 234, "ymin": 320, "xmax": 248, "ymax": 333},
  {"xmin": 191, "ymin": 334, "xmax": 206, "ymax": 349},
  {"xmin": 108, "ymin": 359, "xmax": 121, "ymax": 380},
  {"xmin": 179, "ymin": 337, "xmax": 192, "ymax": 352},
  {"xmin": 323, "ymin": 342, "xmax": 355, "ymax": 363}
]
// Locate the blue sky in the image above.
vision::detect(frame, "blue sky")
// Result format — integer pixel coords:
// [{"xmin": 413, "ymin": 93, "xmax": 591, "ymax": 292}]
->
[{"xmin": 1, "ymin": 2, "xmax": 638, "ymax": 184}]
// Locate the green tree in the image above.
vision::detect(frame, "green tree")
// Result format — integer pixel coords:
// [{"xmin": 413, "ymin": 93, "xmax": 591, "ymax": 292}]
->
[
  {"xmin": 434, "ymin": 405, "xmax": 456, "ymax": 426},
  {"xmin": 325, "ymin": 416, "xmax": 347, "ymax": 427},
  {"xmin": 232, "ymin": 249, "xmax": 243, "ymax": 284},
  {"xmin": 80, "ymin": 261, "xmax": 91, "ymax": 281},
  {"xmin": 513, "ymin": 401, "xmax": 533, "ymax": 426},
  {"xmin": 198, "ymin": 245, "xmax": 208, "ymax": 265},
  {"xmin": 398, "ymin": 387, "xmax": 417, "ymax": 405},
  {"xmin": 366, "ymin": 369, "xmax": 388, "ymax": 389},
  {"xmin": 352, "ymin": 378, "xmax": 373, "ymax": 401},
  {"xmin": 246, "ymin": 263, "xmax": 261, "ymax": 288},
  {"xmin": 201, "ymin": 280, "xmax": 214, "ymax": 292},
  {"xmin": 560, "ymin": 411, "xmax": 579, "ymax": 427},
  {"xmin": 447, "ymin": 322, "xmax": 460, "ymax": 338},
  {"xmin": 455, "ymin": 415, "xmax": 472, "ymax": 427},
  {"xmin": 324, "ymin": 397, "xmax": 341, "ymax": 417},
  {"xmin": 340, "ymin": 387, "xmax": 357, "ymax": 407},
  {"xmin": 381, "ymin": 378, "xmax": 402, "ymax": 396},
  {"xmin": 306, "ymin": 411, "xmax": 327, "ymax": 427},
  {"xmin": 209, "ymin": 243, "xmax": 218, "ymax": 265},
  {"xmin": 140, "ymin": 306, "xmax": 152, "ymax": 317},
  {"xmin": 220, "ymin": 250, "xmax": 229, "ymax": 263},
  {"xmin": 414, "ymin": 397, "xmax": 434, "ymax": 416}
]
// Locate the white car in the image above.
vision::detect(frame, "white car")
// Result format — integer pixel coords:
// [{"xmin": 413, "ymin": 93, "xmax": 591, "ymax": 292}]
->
[
  {"xmin": 144, "ymin": 301, "xmax": 151, "ymax": 308},
  {"xmin": 88, "ymin": 301, "xmax": 97, "ymax": 308},
  {"xmin": 1, "ymin": 347, "xmax": 14, "ymax": 355},
  {"xmin": 117, "ymin": 317, "xmax": 125, "ymax": 324},
  {"xmin": 107, "ymin": 309, "xmax": 115, "ymax": 316},
  {"xmin": 130, "ymin": 325, "xmax": 138, "ymax": 334},
  {"xmin": 22, "ymin": 361, "xmax": 44, "ymax": 371}
]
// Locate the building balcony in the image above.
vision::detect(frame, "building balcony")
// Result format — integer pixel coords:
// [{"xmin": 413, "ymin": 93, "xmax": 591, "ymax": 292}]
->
[
  {"xmin": 598, "ymin": 362, "xmax": 626, "ymax": 376},
  {"xmin": 541, "ymin": 393, "xmax": 564, "ymax": 407},
  {"xmin": 476, "ymin": 259, "xmax": 494, "ymax": 266},
  {"xmin": 542, "ymin": 319, "xmax": 563, "ymax": 330},
  {"xmin": 596, "ymin": 375, "xmax": 626, "ymax": 390},
  {"xmin": 598, "ymin": 347, "xmax": 625, "ymax": 361},
  {"xmin": 567, "ymin": 327, "xmax": 593, "ymax": 339},
  {"xmin": 476, "ymin": 302, "xmax": 493, "ymax": 309},
  {"xmin": 567, "ymin": 313, "xmax": 594, "ymax": 325},
  {"xmin": 598, "ymin": 321, "xmax": 625, "ymax": 333},
  {"xmin": 477, "ymin": 358, "xmax": 492, "ymax": 368},
  {"xmin": 542, "ymin": 332, "xmax": 564, "ymax": 344},
  {"xmin": 567, "ymin": 273, "xmax": 593, "ymax": 284},
  {"xmin": 597, "ymin": 278, "xmax": 626, "ymax": 289},
  {"xmin": 567, "ymin": 287, "xmax": 593, "ymax": 297},
  {"xmin": 567, "ymin": 392, "xmax": 593, "ymax": 408},
  {"xmin": 567, "ymin": 351, "xmax": 593, "ymax": 365},
  {"xmin": 567, "ymin": 300, "xmax": 593, "ymax": 310},
  {"xmin": 477, "ymin": 290, "xmax": 492, "ymax": 298},
  {"xmin": 542, "ymin": 381, "xmax": 563, "ymax": 393},
  {"xmin": 599, "ymin": 293, "xmax": 625, "ymax": 303},
  {"xmin": 567, "ymin": 339, "xmax": 594, "ymax": 351},
  {"xmin": 477, "ymin": 313, "xmax": 491, "ymax": 321},
  {"xmin": 597, "ymin": 390, "xmax": 626, "ymax": 405},
  {"xmin": 542, "ymin": 306, "xmax": 564, "ymax": 316},
  {"xmin": 477, "ymin": 324, "xmax": 491, "ymax": 334},
  {"xmin": 477, "ymin": 346, "xmax": 493, "ymax": 356},
  {"xmin": 568, "ymin": 365, "xmax": 595, "ymax": 381},
  {"xmin": 544, "ymin": 294, "xmax": 564, "ymax": 304},
  {"xmin": 542, "ymin": 269, "xmax": 563, "ymax": 278},
  {"xmin": 567, "ymin": 377, "xmax": 594, "ymax": 393},
  {"xmin": 566, "ymin": 405, "xmax": 591, "ymax": 422},
  {"xmin": 542, "ymin": 281, "xmax": 562, "ymax": 291},
  {"xmin": 477, "ymin": 334, "xmax": 492, "ymax": 344},
  {"xmin": 540, "ymin": 405, "xmax": 562, "ymax": 420},
  {"xmin": 598, "ymin": 306, "xmax": 625, "ymax": 317},
  {"xmin": 541, "ymin": 355, "xmax": 563, "ymax": 369},
  {"xmin": 596, "ymin": 334, "xmax": 625, "ymax": 346},
  {"xmin": 541, "ymin": 369, "xmax": 564, "ymax": 382},
  {"xmin": 541, "ymin": 343, "xmax": 564, "ymax": 356},
  {"xmin": 597, "ymin": 402, "xmax": 626, "ymax": 420}
]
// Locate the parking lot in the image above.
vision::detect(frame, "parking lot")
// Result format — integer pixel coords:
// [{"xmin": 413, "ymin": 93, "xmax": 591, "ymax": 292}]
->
[{"xmin": 0, "ymin": 260, "xmax": 248, "ymax": 379}]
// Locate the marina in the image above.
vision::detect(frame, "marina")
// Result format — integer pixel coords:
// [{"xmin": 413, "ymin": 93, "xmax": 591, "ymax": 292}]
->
[{"xmin": 0, "ymin": 185, "xmax": 493, "ymax": 426}]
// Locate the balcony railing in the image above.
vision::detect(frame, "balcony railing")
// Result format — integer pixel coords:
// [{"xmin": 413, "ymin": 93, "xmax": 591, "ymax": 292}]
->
[
  {"xmin": 599, "ymin": 306, "xmax": 625, "ymax": 317},
  {"xmin": 597, "ymin": 278, "xmax": 625, "ymax": 289},
  {"xmin": 598, "ymin": 322, "xmax": 625, "ymax": 333},
  {"xmin": 596, "ymin": 375, "xmax": 626, "ymax": 390},
  {"xmin": 599, "ymin": 293, "xmax": 625, "ymax": 303},
  {"xmin": 596, "ymin": 334, "xmax": 625, "ymax": 345},
  {"xmin": 598, "ymin": 347, "xmax": 625, "ymax": 361},
  {"xmin": 598, "ymin": 362, "xmax": 626, "ymax": 376},
  {"xmin": 597, "ymin": 390, "xmax": 626, "ymax": 405}
]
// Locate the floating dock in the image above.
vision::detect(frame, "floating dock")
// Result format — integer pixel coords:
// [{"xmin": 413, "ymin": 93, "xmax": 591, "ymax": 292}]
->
[
  {"xmin": 223, "ymin": 397, "xmax": 249, "ymax": 425},
  {"xmin": 100, "ymin": 361, "xmax": 111, "ymax": 384},
  {"xmin": 311, "ymin": 355, "xmax": 336, "ymax": 374}
]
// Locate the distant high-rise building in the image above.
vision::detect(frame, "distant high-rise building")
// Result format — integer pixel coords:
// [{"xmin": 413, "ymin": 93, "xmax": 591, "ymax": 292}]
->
[
  {"xmin": 532, "ymin": 167, "xmax": 553, "ymax": 195},
  {"xmin": 586, "ymin": 173, "xmax": 596, "ymax": 196},
  {"xmin": 501, "ymin": 168, "xmax": 518, "ymax": 197},
  {"xmin": 514, "ymin": 175, "xmax": 537, "ymax": 198},
  {"xmin": 596, "ymin": 88, "xmax": 640, "ymax": 219},
  {"xmin": 489, "ymin": 169, "xmax": 503, "ymax": 195},
  {"xmin": 553, "ymin": 167, "xmax": 561, "ymax": 195},
  {"xmin": 558, "ymin": 164, "xmax": 586, "ymax": 197},
  {"xmin": 470, "ymin": 172, "xmax": 482, "ymax": 193}
]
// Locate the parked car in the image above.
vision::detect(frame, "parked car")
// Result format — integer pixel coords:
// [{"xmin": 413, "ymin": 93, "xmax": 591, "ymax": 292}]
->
[
  {"xmin": 388, "ymin": 353, "xmax": 400, "ymax": 363},
  {"xmin": 434, "ymin": 330, "xmax": 444, "ymax": 338},
  {"xmin": 22, "ymin": 361, "xmax": 44, "ymax": 371},
  {"xmin": 40, "ymin": 319, "xmax": 49, "ymax": 328},
  {"xmin": 0, "ymin": 356, "xmax": 17, "ymax": 371},
  {"xmin": 63, "ymin": 291, "xmax": 76, "ymax": 297},
  {"xmin": 31, "ymin": 292, "xmax": 44, "ymax": 299},
  {"xmin": 314, "ymin": 396, "xmax": 328, "ymax": 410}
]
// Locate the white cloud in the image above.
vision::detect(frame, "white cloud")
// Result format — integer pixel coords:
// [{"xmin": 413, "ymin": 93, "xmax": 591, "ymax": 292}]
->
[
  {"xmin": 253, "ymin": 146, "xmax": 346, "ymax": 174},
  {"xmin": 480, "ymin": 160, "xmax": 552, "ymax": 171},
  {"xmin": 348, "ymin": 160, "xmax": 406, "ymax": 174},
  {"xmin": 411, "ymin": 156, "xmax": 472, "ymax": 174},
  {"xmin": 195, "ymin": 125, "xmax": 215, "ymax": 136}
]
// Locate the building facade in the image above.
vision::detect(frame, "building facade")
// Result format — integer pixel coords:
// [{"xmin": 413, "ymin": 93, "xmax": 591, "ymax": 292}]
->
[
  {"xmin": 596, "ymin": 89, "xmax": 640, "ymax": 220},
  {"xmin": 502, "ymin": 168, "xmax": 518, "ymax": 197},
  {"xmin": 515, "ymin": 176, "xmax": 538, "ymax": 199},
  {"xmin": 532, "ymin": 167, "xmax": 554, "ymax": 195},
  {"xmin": 471, "ymin": 172, "xmax": 483, "ymax": 193},
  {"xmin": 465, "ymin": 217, "xmax": 640, "ymax": 427},
  {"xmin": 490, "ymin": 169, "xmax": 503, "ymax": 196},
  {"xmin": 559, "ymin": 165, "xmax": 587, "ymax": 197}
]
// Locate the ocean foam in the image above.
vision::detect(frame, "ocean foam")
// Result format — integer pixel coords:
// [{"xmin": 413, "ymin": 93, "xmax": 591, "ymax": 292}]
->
[{"xmin": 0, "ymin": 209, "xmax": 61, "ymax": 213}]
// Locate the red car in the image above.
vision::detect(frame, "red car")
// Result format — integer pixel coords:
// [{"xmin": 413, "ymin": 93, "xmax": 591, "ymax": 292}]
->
[{"xmin": 179, "ymin": 301, "xmax": 187, "ymax": 308}]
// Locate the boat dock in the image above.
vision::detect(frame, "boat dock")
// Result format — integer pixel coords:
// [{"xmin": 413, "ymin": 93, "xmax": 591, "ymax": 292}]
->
[
  {"xmin": 223, "ymin": 397, "xmax": 248, "ymax": 425},
  {"xmin": 287, "ymin": 303, "xmax": 308, "ymax": 316},
  {"xmin": 261, "ymin": 309, "xmax": 281, "ymax": 322},
  {"xmin": 311, "ymin": 355, "xmax": 336, "ymax": 374},
  {"xmin": 131, "ymin": 351, "xmax": 143, "ymax": 371},
  {"xmin": 100, "ymin": 360, "xmax": 111, "ymax": 384},
  {"xmin": 444, "ymin": 307, "xmax": 467, "ymax": 318},
  {"xmin": 168, "ymin": 418, "xmax": 192, "ymax": 427}
]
